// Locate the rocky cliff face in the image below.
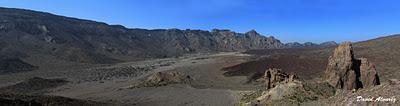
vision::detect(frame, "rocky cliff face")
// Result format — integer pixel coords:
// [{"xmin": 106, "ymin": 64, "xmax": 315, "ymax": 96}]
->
[
  {"xmin": 0, "ymin": 7, "xmax": 284, "ymax": 64},
  {"xmin": 325, "ymin": 42, "xmax": 379, "ymax": 90}
]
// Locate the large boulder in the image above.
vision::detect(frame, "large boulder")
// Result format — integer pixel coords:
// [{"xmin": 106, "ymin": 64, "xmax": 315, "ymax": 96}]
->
[{"xmin": 325, "ymin": 42, "xmax": 379, "ymax": 90}]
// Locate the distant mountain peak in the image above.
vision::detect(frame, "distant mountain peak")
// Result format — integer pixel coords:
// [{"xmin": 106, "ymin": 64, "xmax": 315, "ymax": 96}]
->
[
  {"xmin": 211, "ymin": 29, "xmax": 232, "ymax": 32},
  {"xmin": 319, "ymin": 41, "xmax": 338, "ymax": 47},
  {"xmin": 246, "ymin": 29, "xmax": 258, "ymax": 33},
  {"xmin": 284, "ymin": 41, "xmax": 337, "ymax": 48}
]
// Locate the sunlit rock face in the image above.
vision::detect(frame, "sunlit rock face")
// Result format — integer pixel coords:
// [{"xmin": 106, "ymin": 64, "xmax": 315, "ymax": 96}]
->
[{"xmin": 325, "ymin": 42, "xmax": 379, "ymax": 90}]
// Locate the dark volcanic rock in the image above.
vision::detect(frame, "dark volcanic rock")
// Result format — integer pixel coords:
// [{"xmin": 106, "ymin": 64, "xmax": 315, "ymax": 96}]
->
[
  {"xmin": 264, "ymin": 68, "xmax": 297, "ymax": 89},
  {"xmin": 0, "ymin": 7, "xmax": 284, "ymax": 64},
  {"xmin": 325, "ymin": 42, "xmax": 379, "ymax": 90}
]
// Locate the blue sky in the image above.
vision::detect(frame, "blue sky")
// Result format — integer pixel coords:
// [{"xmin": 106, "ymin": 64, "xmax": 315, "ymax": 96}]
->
[{"xmin": 1, "ymin": 0, "xmax": 400, "ymax": 43}]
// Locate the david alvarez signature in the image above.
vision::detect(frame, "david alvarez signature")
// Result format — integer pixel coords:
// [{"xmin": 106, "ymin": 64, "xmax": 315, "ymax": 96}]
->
[{"xmin": 356, "ymin": 96, "xmax": 397, "ymax": 103}]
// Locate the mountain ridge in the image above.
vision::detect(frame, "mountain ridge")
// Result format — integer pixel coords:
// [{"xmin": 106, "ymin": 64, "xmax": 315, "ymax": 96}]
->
[
  {"xmin": 0, "ymin": 7, "xmax": 285, "ymax": 64},
  {"xmin": 0, "ymin": 7, "xmax": 362, "ymax": 65}
]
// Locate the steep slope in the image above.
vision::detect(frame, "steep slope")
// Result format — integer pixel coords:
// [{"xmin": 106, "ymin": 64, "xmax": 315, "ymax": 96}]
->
[{"xmin": 0, "ymin": 7, "xmax": 284, "ymax": 64}]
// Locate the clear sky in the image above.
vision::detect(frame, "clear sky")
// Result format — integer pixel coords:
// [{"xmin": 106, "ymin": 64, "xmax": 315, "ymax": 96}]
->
[{"xmin": 1, "ymin": 0, "xmax": 400, "ymax": 43}]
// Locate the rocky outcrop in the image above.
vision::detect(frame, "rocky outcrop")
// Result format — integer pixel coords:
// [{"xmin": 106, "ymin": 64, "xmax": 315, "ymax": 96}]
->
[
  {"xmin": 325, "ymin": 42, "xmax": 357, "ymax": 90},
  {"xmin": 264, "ymin": 68, "xmax": 297, "ymax": 89},
  {"xmin": 245, "ymin": 68, "xmax": 321, "ymax": 105},
  {"xmin": 129, "ymin": 71, "xmax": 192, "ymax": 88},
  {"xmin": 325, "ymin": 42, "xmax": 379, "ymax": 90}
]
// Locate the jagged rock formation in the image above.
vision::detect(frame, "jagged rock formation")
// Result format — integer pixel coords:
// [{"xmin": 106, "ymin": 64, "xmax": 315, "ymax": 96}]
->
[
  {"xmin": 0, "ymin": 7, "xmax": 284, "ymax": 64},
  {"xmin": 264, "ymin": 68, "xmax": 297, "ymax": 89},
  {"xmin": 325, "ymin": 42, "xmax": 357, "ymax": 90},
  {"xmin": 259, "ymin": 81, "xmax": 306, "ymax": 103},
  {"xmin": 129, "ymin": 71, "xmax": 192, "ymax": 88},
  {"xmin": 325, "ymin": 42, "xmax": 380, "ymax": 90}
]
